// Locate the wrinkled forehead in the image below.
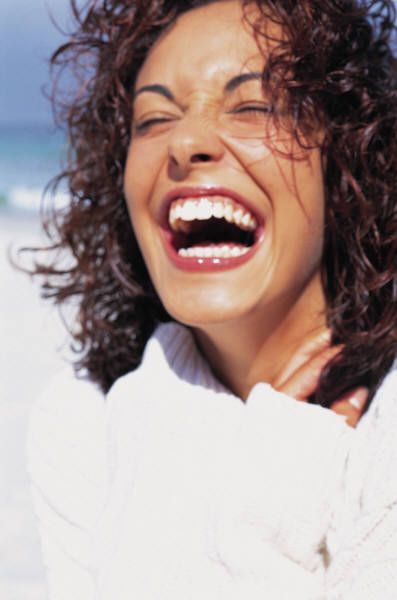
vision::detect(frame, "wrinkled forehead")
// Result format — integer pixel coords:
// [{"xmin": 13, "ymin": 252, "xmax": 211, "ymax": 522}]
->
[{"xmin": 134, "ymin": 0, "xmax": 279, "ymax": 93}]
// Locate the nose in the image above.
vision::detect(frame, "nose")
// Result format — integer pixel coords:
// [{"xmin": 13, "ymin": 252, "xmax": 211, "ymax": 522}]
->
[{"xmin": 167, "ymin": 116, "xmax": 224, "ymax": 180}]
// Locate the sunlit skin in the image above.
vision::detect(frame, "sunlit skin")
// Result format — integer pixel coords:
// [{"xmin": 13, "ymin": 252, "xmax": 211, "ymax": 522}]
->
[{"xmin": 124, "ymin": 0, "xmax": 367, "ymax": 421}]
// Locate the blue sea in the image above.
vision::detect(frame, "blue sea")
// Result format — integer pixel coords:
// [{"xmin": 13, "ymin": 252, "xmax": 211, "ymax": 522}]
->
[{"xmin": 0, "ymin": 123, "xmax": 69, "ymax": 213}]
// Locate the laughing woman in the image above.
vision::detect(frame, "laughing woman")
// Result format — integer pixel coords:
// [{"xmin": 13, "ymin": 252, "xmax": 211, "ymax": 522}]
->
[{"xmin": 28, "ymin": 0, "xmax": 397, "ymax": 598}]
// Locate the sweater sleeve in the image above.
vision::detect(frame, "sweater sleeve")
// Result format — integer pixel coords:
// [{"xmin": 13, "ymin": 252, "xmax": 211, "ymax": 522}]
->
[
  {"xmin": 212, "ymin": 382, "xmax": 355, "ymax": 582},
  {"xmin": 27, "ymin": 369, "xmax": 108, "ymax": 600},
  {"xmin": 212, "ymin": 379, "xmax": 397, "ymax": 599},
  {"xmin": 324, "ymin": 369, "xmax": 397, "ymax": 600}
]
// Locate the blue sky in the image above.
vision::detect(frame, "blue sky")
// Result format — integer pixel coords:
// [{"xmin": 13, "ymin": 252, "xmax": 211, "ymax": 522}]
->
[{"xmin": 0, "ymin": 0, "xmax": 71, "ymax": 126}]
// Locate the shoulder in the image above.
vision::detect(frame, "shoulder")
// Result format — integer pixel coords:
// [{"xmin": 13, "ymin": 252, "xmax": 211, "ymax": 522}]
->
[
  {"xmin": 368, "ymin": 362, "xmax": 397, "ymax": 421},
  {"xmin": 29, "ymin": 366, "xmax": 106, "ymax": 458},
  {"xmin": 349, "ymin": 364, "xmax": 397, "ymax": 510},
  {"xmin": 31, "ymin": 366, "xmax": 105, "ymax": 419},
  {"xmin": 325, "ymin": 366, "xmax": 397, "ymax": 595},
  {"xmin": 27, "ymin": 366, "xmax": 107, "ymax": 530},
  {"xmin": 358, "ymin": 363, "xmax": 397, "ymax": 450}
]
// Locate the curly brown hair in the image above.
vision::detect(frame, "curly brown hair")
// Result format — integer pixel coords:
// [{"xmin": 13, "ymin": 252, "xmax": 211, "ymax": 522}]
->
[{"xmin": 31, "ymin": 0, "xmax": 397, "ymax": 407}]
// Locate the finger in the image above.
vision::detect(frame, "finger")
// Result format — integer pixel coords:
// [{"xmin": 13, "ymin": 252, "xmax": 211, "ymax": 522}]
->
[
  {"xmin": 330, "ymin": 387, "xmax": 368, "ymax": 428},
  {"xmin": 275, "ymin": 328, "xmax": 331, "ymax": 388},
  {"xmin": 278, "ymin": 344, "xmax": 342, "ymax": 402}
]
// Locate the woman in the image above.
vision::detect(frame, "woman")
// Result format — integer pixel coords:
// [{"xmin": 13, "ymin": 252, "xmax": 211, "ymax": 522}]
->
[{"xmin": 28, "ymin": 0, "xmax": 397, "ymax": 598}]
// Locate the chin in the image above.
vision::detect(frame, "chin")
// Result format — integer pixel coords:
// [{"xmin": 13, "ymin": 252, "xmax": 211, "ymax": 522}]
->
[{"xmin": 159, "ymin": 289, "xmax": 259, "ymax": 329}]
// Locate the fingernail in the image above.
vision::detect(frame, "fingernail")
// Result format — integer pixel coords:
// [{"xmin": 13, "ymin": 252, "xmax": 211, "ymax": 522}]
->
[
  {"xmin": 318, "ymin": 329, "xmax": 332, "ymax": 343},
  {"xmin": 348, "ymin": 387, "xmax": 368, "ymax": 410}
]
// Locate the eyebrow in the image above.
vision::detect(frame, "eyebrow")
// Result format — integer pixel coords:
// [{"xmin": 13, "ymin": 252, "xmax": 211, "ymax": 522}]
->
[
  {"xmin": 133, "ymin": 83, "xmax": 175, "ymax": 102},
  {"xmin": 133, "ymin": 72, "xmax": 263, "ymax": 102},
  {"xmin": 224, "ymin": 71, "xmax": 263, "ymax": 92}
]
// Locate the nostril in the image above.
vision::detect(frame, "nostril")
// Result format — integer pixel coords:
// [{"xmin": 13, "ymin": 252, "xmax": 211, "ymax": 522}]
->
[{"xmin": 191, "ymin": 153, "xmax": 212, "ymax": 163}]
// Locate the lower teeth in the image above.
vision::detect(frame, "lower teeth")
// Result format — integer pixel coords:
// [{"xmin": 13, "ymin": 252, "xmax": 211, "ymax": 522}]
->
[{"xmin": 178, "ymin": 245, "xmax": 250, "ymax": 258}]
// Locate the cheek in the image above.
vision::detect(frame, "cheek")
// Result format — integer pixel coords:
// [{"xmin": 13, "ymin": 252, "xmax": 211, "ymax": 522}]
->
[
  {"xmin": 242, "ymin": 144, "xmax": 325, "ymax": 276},
  {"xmin": 123, "ymin": 141, "xmax": 165, "ymax": 217},
  {"xmin": 220, "ymin": 133, "xmax": 273, "ymax": 177},
  {"xmin": 242, "ymin": 141, "xmax": 325, "ymax": 229}
]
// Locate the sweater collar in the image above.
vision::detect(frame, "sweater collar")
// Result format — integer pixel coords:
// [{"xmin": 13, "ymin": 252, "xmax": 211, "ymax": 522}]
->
[
  {"xmin": 148, "ymin": 322, "xmax": 232, "ymax": 395},
  {"xmin": 140, "ymin": 321, "xmax": 256, "ymax": 415}
]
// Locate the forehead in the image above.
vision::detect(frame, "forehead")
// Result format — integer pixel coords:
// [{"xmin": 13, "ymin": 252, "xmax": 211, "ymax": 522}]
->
[{"xmin": 135, "ymin": 1, "xmax": 268, "ymax": 91}]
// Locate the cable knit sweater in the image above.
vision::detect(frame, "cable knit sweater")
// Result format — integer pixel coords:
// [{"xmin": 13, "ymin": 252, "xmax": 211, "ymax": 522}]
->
[{"xmin": 28, "ymin": 323, "xmax": 397, "ymax": 600}]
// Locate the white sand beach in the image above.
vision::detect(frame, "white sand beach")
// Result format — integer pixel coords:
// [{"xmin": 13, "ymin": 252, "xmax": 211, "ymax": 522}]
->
[{"xmin": 0, "ymin": 210, "xmax": 72, "ymax": 599}]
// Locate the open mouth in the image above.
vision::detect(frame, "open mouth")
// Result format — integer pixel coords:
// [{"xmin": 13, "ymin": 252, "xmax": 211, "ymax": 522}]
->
[{"xmin": 167, "ymin": 195, "xmax": 259, "ymax": 259}]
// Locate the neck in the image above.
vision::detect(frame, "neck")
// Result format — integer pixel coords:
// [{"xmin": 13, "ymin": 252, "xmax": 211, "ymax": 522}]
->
[{"xmin": 192, "ymin": 275, "xmax": 327, "ymax": 400}]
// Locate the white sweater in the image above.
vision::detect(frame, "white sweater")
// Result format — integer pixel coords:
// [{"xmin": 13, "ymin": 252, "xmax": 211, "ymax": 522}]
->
[{"xmin": 28, "ymin": 323, "xmax": 397, "ymax": 600}]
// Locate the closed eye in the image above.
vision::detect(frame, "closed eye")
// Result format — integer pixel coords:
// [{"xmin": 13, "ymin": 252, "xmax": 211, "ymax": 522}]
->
[
  {"xmin": 232, "ymin": 104, "xmax": 274, "ymax": 115},
  {"xmin": 133, "ymin": 117, "xmax": 176, "ymax": 134}
]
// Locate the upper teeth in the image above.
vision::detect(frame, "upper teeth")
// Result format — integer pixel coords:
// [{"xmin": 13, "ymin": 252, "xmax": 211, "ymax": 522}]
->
[{"xmin": 169, "ymin": 196, "xmax": 257, "ymax": 232}]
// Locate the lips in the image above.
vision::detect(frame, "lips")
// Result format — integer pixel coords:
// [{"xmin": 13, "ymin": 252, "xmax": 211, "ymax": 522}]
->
[{"xmin": 159, "ymin": 187, "xmax": 265, "ymax": 271}]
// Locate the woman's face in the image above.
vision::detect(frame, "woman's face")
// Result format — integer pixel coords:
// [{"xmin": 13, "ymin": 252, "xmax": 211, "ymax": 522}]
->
[{"xmin": 124, "ymin": 0, "xmax": 325, "ymax": 330}]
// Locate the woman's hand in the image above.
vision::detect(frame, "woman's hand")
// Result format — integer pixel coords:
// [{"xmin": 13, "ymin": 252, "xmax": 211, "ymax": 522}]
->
[{"xmin": 273, "ymin": 330, "xmax": 368, "ymax": 427}]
